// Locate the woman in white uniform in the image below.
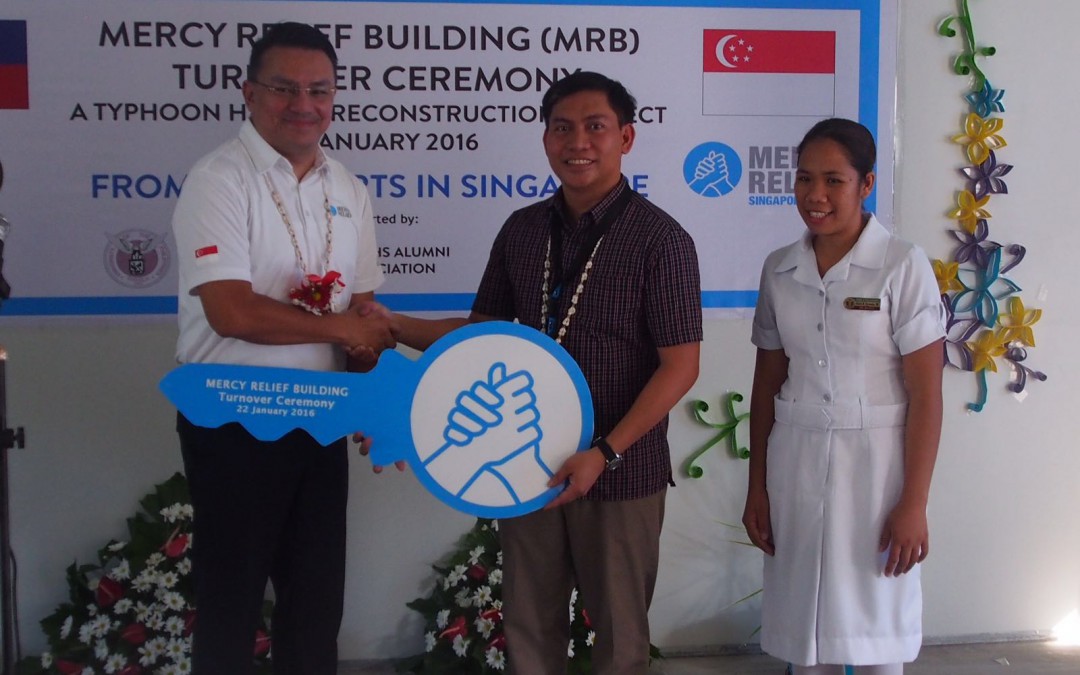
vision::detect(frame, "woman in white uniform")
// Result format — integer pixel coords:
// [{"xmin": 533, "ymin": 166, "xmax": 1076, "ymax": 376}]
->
[{"xmin": 742, "ymin": 118, "xmax": 944, "ymax": 675}]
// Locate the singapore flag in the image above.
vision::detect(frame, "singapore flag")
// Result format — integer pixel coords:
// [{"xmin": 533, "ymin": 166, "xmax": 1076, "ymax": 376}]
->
[{"xmin": 702, "ymin": 29, "xmax": 836, "ymax": 117}]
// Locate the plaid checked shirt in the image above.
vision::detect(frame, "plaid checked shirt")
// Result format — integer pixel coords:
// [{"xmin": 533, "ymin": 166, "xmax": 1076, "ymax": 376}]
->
[{"xmin": 473, "ymin": 178, "xmax": 703, "ymax": 501}]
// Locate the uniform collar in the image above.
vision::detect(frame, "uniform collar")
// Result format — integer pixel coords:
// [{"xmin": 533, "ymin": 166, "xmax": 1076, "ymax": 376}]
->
[
  {"xmin": 239, "ymin": 120, "xmax": 329, "ymax": 178},
  {"xmin": 551, "ymin": 176, "xmax": 629, "ymax": 230},
  {"xmin": 774, "ymin": 214, "xmax": 891, "ymax": 286}
]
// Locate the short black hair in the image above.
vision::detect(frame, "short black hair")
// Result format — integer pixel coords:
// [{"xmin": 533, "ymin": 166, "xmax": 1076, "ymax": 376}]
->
[
  {"xmin": 797, "ymin": 118, "xmax": 877, "ymax": 179},
  {"xmin": 247, "ymin": 22, "xmax": 337, "ymax": 81},
  {"xmin": 540, "ymin": 71, "xmax": 637, "ymax": 127}
]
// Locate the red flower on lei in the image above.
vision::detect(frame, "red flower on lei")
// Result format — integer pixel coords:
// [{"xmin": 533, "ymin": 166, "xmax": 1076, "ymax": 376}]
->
[{"xmin": 289, "ymin": 271, "xmax": 344, "ymax": 315}]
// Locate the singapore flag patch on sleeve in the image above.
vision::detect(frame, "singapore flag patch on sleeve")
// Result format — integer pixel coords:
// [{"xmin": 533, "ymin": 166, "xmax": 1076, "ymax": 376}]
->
[{"xmin": 194, "ymin": 245, "xmax": 219, "ymax": 265}]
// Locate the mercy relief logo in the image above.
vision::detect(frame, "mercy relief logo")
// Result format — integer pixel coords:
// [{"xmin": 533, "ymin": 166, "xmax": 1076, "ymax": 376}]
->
[
  {"xmin": 0, "ymin": 20, "xmax": 30, "ymax": 109},
  {"xmin": 702, "ymin": 29, "xmax": 836, "ymax": 117},
  {"xmin": 684, "ymin": 142, "xmax": 742, "ymax": 198},
  {"xmin": 104, "ymin": 229, "xmax": 171, "ymax": 288}
]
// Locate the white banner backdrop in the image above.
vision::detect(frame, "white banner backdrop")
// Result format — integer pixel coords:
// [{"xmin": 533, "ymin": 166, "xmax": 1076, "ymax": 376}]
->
[{"xmin": 0, "ymin": 0, "xmax": 895, "ymax": 318}]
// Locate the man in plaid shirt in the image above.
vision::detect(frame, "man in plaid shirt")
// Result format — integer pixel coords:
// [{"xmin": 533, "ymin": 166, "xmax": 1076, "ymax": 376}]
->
[{"xmin": 392, "ymin": 71, "xmax": 702, "ymax": 674}]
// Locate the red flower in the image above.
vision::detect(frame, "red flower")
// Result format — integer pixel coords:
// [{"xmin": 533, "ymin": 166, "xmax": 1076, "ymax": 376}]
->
[
  {"xmin": 162, "ymin": 532, "xmax": 190, "ymax": 558},
  {"xmin": 289, "ymin": 271, "xmax": 344, "ymax": 315},
  {"xmin": 118, "ymin": 665, "xmax": 144, "ymax": 675},
  {"xmin": 120, "ymin": 622, "xmax": 147, "ymax": 645},
  {"xmin": 438, "ymin": 615, "xmax": 467, "ymax": 640},
  {"xmin": 253, "ymin": 629, "xmax": 272, "ymax": 657},
  {"xmin": 487, "ymin": 633, "xmax": 506, "ymax": 651},
  {"xmin": 466, "ymin": 564, "xmax": 487, "ymax": 581},
  {"xmin": 480, "ymin": 607, "xmax": 502, "ymax": 622},
  {"xmin": 582, "ymin": 608, "xmax": 592, "ymax": 628},
  {"xmin": 55, "ymin": 661, "xmax": 84, "ymax": 675},
  {"xmin": 96, "ymin": 576, "xmax": 124, "ymax": 608},
  {"xmin": 183, "ymin": 609, "xmax": 197, "ymax": 636}
]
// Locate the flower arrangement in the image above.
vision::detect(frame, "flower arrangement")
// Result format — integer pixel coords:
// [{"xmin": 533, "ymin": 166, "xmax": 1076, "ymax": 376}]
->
[
  {"xmin": 289, "ymin": 270, "xmax": 344, "ymax": 315},
  {"xmin": 396, "ymin": 518, "xmax": 659, "ymax": 674},
  {"xmin": 17, "ymin": 473, "xmax": 273, "ymax": 675}
]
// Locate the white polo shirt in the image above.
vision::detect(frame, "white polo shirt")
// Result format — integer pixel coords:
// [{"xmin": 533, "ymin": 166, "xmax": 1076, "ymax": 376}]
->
[{"xmin": 172, "ymin": 121, "xmax": 384, "ymax": 371}]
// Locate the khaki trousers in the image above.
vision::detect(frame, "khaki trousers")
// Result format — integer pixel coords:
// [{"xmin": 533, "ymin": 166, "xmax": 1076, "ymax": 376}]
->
[{"xmin": 499, "ymin": 489, "xmax": 666, "ymax": 675}]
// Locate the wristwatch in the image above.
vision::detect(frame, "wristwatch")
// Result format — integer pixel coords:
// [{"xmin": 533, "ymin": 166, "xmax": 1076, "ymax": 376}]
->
[{"xmin": 595, "ymin": 437, "xmax": 623, "ymax": 471}]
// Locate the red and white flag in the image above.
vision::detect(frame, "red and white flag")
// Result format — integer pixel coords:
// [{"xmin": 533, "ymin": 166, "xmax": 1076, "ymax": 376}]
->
[{"xmin": 702, "ymin": 29, "xmax": 836, "ymax": 117}]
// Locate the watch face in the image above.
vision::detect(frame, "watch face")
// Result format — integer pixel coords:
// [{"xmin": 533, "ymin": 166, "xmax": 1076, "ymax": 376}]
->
[{"xmin": 605, "ymin": 455, "xmax": 623, "ymax": 471}]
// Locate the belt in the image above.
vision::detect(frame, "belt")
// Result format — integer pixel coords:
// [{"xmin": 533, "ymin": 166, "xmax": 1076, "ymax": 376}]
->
[{"xmin": 773, "ymin": 397, "xmax": 907, "ymax": 430}]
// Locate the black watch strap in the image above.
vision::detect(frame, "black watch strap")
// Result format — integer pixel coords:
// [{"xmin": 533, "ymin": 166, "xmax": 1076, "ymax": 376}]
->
[{"xmin": 595, "ymin": 437, "xmax": 622, "ymax": 470}]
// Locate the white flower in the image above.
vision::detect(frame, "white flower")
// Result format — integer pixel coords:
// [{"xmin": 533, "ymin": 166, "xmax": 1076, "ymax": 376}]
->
[
  {"xmin": 161, "ymin": 590, "xmax": 186, "ymax": 611},
  {"xmin": 166, "ymin": 636, "xmax": 188, "ymax": 658},
  {"xmin": 567, "ymin": 639, "xmax": 575, "ymax": 658},
  {"xmin": 77, "ymin": 621, "xmax": 94, "ymax": 645},
  {"xmin": 436, "ymin": 609, "xmax": 450, "ymax": 629},
  {"xmin": 113, "ymin": 598, "xmax": 133, "ymax": 615},
  {"xmin": 569, "ymin": 589, "xmax": 578, "ymax": 623},
  {"xmin": 455, "ymin": 588, "xmax": 472, "ymax": 608},
  {"xmin": 132, "ymin": 570, "xmax": 156, "ymax": 593},
  {"xmin": 91, "ymin": 614, "xmax": 113, "ymax": 639},
  {"xmin": 474, "ymin": 616, "xmax": 495, "ymax": 638},
  {"xmin": 492, "ymin": 599, "xmax": 503, "ymax": 611},
  {"xmin": 491, "ymin": 520, "xmax": 499, "ymax": 531},
  {"xmin": 468, "ymin": 545, "xmax": 485, "ymax": 564},
  {"xmin": 445, "ymin": 564, "xmax": 467, "ymax": 588},
  {"xmin": 40, "ymin": 652, "xmax": 53, "ymax": 668},
  {"xmin": 176, "ymin": 559, "xmax": 192, "ymax": 576},
  {"xmin": 452, "ymin": 634, "xmax": 471, "ymax": 657},
  {"xmin": 174, "ymin": 654, "xmax": 192, "ymax": 673},
  {"xmin": 159, "ymin": 664, "xmax": 180, "ymax": 675},
  {"xmin": 104, "ymin": 653, "xmax": 127, "ymax": 673},
  {"xmin": 485, "ymin": 646, "xmax": 507, "ymax": 670},
  {"xmin": 95, "ymin": 639, "xmax": 109, "ymax": 660},
  {"xmin": 489, "ymin": 569, "xmax": 503, "ymax": 586},
  {"xmin": 147, "ymin": 611, "xmax": 166, "ymax": 630},
  {"xmin": 158, "ymin": 571, "xmax": 179, "ymax": 589},
  {"xmin": 107, "ymin": 541, "xmax": 127, "ymax": 552},
  {"xmin": 80, "ymin": 668, "xmax": 93, "ymax": 675},
  {"xmin": 473, "ymin": 585, "xmax": 493, "ymax": 607},
  {"xmin": 496, "ymin": 551, "xmax": 503, "ymax": 566},
  {"xmin": 424, "ymin": 631, "xmax": 437, "ymax": 652},
  {"xmin": 59, "ymin": 615, "xmax": 73, "ymax": 639},
  {"xmin": 165, "ymin": 615, "xmax": 185, "ymax": 635},
  {"xmin": 586, "ymin": 630, "xmax": 596, "ymax": 647},
  {"xmin": 109, "ymin": 559, "xmax": 131, "ymax": 581},
  {"xmin": 146, "ymin": 552, "xmax": 166, "ymax": 568},
  {"xmin": 134, "ymin": 601, "xmax": 152, "ymax": 623}
]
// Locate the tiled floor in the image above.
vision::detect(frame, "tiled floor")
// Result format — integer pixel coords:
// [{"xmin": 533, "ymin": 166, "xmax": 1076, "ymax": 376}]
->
[{"xmin": 340, "ymin": 640, "xmax": 1080, "ymax": 673}]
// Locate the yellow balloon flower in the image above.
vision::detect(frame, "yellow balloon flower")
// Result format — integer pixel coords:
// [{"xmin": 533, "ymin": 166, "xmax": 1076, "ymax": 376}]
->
[
  {"xmin": 953, "ymin": 113, "xmax": 1007, "ymax": 164},
  {"xmin": 966, "ymin": 328, "xmax": 1009, "ymax": 373},
  {"xmin": 998, "ymin": 296, "xmax": 1042, "ymax": 347},
  {"xmin": 947, "ymin": 190, "xmax": 992, "ymax": 234},
  {"xmin": 932, "ymin": 259, "xmax": 964, "ymax": 294}
]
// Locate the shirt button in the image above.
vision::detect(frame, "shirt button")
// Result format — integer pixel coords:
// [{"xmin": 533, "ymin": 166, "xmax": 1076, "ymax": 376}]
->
[
  {"xmin": 822, "ymin": 393, "xmax": 832, "ymax": 403},
  {"xmin": 818, "ymin": 290, "xmax": 825, "ymax": 297},
  {"xmin": 817, "ymin": 323, "xmax": 824, "ymax": 332},
  {"xmin": 817, "ymin": 359, "xmax": 827, "ymax": 367}
]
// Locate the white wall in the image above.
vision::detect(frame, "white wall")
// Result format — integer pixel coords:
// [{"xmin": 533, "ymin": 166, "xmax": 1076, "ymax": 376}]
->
[{"xmin": 2, "ymin": 0, "xmax": 1078, "ymax": 660}]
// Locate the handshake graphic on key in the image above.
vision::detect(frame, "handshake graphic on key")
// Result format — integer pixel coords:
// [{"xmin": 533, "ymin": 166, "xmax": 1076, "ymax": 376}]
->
[{"xmin": 423, "ymin": 362, "xmax": 553, "ymax": 507}]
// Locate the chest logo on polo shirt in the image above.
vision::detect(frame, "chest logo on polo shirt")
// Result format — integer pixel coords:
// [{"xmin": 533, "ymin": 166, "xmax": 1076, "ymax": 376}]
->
[
  {"xmin": 103, "ymin": 228, "xmax": 171, "ymax": 288},
  {"xmin": 328, "ymin": 205, "xmax": 352, "ymax": 218},
  {"xmin": 843, "ymin": 296, "xmax": 881, "ymax": 311}
]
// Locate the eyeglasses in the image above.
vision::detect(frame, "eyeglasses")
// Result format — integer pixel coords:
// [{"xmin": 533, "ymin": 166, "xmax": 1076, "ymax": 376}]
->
[{"xmin": 250, "ymin": 80, "xmax": 337, "ymax": 102}]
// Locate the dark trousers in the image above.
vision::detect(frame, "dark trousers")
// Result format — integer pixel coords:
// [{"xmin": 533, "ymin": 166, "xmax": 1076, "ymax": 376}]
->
[{"xmin": 177, "ymin": 414, "xmax": 348, "ymax": 675}]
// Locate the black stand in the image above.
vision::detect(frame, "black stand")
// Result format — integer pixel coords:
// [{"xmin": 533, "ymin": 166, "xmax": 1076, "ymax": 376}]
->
[{"xmin": 0, "ymin": 347, "xmax": 25, "ymax": 675}]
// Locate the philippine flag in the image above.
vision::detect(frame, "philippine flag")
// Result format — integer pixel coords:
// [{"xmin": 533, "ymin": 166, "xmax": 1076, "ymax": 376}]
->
[
  {"xmin": 702, "ymin": 29, "xmax": 836, "ymax": 117},
  {"xmin": 0, "ymin": 20, "xmax": 30, "ymax": 110}
]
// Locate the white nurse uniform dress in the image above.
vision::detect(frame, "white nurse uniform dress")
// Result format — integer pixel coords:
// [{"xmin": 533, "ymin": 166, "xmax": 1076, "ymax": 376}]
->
[{"xmin": 751, "ymin": 215, "xmax": 945, "ymax": 667}]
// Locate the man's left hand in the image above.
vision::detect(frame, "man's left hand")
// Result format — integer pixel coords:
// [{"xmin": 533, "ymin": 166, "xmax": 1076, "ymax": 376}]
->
[{"xmin": 544, "ymin": 448, "xmax": 606, "ymax": 509}]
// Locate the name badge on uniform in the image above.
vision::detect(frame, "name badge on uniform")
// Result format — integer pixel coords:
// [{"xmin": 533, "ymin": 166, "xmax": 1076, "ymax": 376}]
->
[{"xmin": 844, "ymin": 296, "xmax": 881, "ymax": 311}]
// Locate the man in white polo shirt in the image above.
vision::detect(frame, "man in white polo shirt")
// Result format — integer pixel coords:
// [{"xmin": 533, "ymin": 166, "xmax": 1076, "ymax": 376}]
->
[{"xmin": 170, "ymin": 22, "xmax": 393, "ymax": 675}]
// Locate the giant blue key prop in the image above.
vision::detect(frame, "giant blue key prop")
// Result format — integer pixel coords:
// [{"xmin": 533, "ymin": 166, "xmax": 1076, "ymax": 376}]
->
[{"xmin": 159, "ymin": 321, "xmax": 594, "ymax": 518}]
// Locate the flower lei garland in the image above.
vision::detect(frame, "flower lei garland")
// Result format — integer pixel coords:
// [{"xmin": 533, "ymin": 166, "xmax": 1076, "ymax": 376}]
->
[
  {"xmin": 935, "ymin": 0, "xmax": 1047, "ymax": 412},
  {"xmin": 398, "ymin": 518, "xmax": 660, "ymax": 674},
  {"xmin": 289, "ymin": 271, "xmax": 345, "ymax": 316},
  {"xmin": 18, "ymin": 473, "xmax": 274, "ymax": 675}
]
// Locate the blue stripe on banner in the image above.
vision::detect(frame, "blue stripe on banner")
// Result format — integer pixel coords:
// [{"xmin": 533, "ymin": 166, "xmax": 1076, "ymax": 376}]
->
[
  {"xmin": 0, "ymin": 297, "xmax": 178, "ymax": 316},
  {"xmin": 0, "ymin": 20, "xmax": 28, "ymax": 65},
  {"xmin": 0, "ymin": 292, "xmax": 759, "ymax": 315}
]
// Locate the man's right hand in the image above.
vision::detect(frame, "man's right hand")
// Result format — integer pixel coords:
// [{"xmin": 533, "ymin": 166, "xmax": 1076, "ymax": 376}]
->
[{"xmin": 341, "ymin": 306, "xmax": 396, "ymax": 357}]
